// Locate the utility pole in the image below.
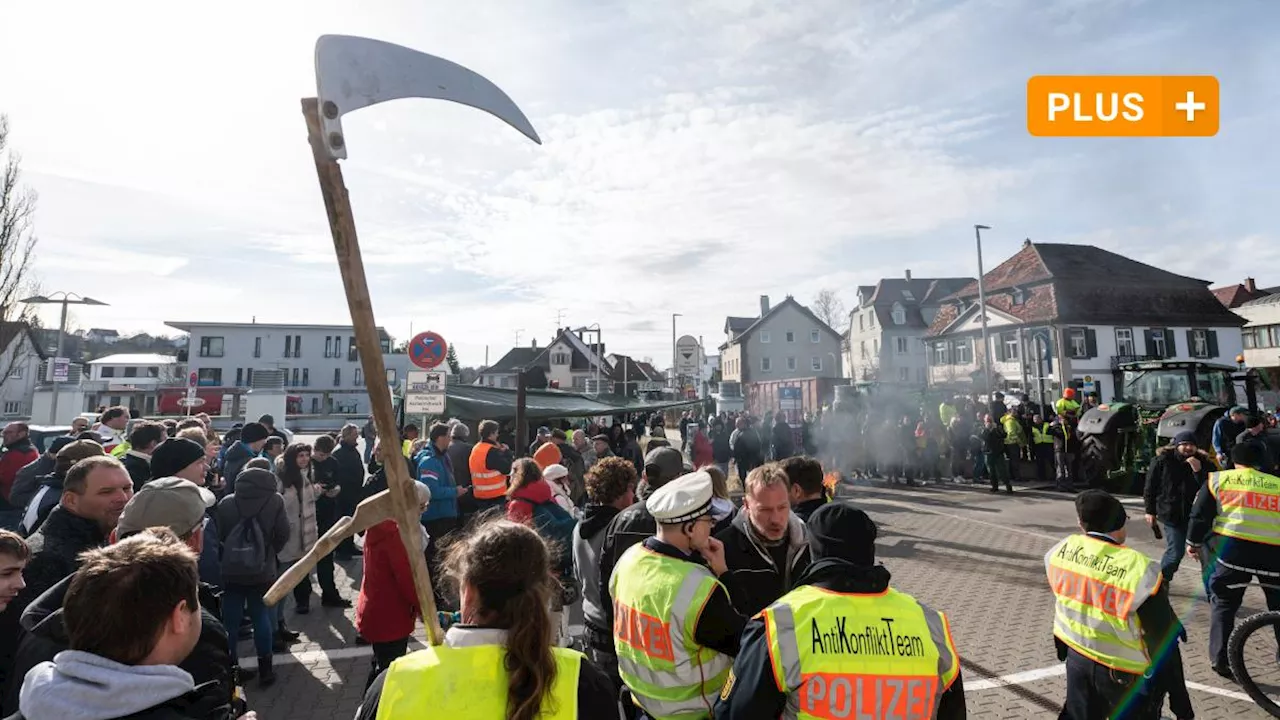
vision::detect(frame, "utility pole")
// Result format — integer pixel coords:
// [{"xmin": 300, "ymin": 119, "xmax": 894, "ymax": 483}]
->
[
  {"xmin": 554, "ymin": 308, "xmax": 567, "ymax": 328},
  {"xmin": 975, "ymin": 224, "xmax": 993, "ymax": 400},
  {"xmin": 515, "ymin": 329, "xmax": 524, "ymax": 348}
]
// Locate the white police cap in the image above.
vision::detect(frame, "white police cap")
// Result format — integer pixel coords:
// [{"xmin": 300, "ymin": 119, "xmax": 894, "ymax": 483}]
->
[{"xmin": 646, "ymin": 470, "xmax": 715, "ymax": 524}]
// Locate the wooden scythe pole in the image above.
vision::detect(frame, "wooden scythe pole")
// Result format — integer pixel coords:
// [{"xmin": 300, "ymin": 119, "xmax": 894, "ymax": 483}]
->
[{"xmin": 299, "ymin": 97, "xmax": 444, "ymax": 645}]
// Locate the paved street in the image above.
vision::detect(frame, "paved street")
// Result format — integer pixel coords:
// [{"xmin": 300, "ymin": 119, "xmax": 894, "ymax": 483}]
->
[{"xmin": 240, "ymin": 469, "xmax": 1276, "ymax": 719}]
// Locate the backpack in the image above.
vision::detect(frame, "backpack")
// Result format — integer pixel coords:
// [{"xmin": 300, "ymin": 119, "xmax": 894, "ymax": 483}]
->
[
  {"xmin": 514, "ymin": 498, "xmax": 577, "ymax": 578},
  {"xmin": 221, "ymin": 504, "xmax": 268, "ymax": 579}
]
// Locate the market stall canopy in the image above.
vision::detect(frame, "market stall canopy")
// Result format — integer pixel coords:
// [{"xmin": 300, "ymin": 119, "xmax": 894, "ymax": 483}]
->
[{"xmin": 435, "ymin": 385, "xmax": 702, "ymax": 421}]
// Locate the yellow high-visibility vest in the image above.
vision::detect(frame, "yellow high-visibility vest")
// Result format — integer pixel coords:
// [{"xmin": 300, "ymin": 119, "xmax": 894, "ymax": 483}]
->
[
  {"xmin": 1045, "ymin": 533, "xmax": 1162, "ymax": 674},
  {"xmin": 375, "ymin": 643, "xmax": 582, "ymax": 719},
  {"xmin": 761, "ymin": 584, "xmax": 960, "ymax": 719},
  {"xmin": 1032, "ymin": 423, "xmax": 1055, "ymax": 445},
  {"xmin": 1208, "ymin": 468, "xmax": 1280, "ymax": 546},
  {"xmin": 610, "ymin": 545, "xmax": 732, "ymax": 719}
]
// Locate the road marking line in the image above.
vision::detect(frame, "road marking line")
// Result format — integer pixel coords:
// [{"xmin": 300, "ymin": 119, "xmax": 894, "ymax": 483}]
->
[
  {"xmin": 1185, "ymin": 680, "xmax": 1256, "ymax": 703},
  {"xmin": 965, "ymin": 663, "xmax": 1066, "ymax": 690}
]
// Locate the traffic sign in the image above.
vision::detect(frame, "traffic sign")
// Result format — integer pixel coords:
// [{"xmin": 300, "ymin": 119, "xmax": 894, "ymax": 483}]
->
[
  {"xmin": 409, "ymin": 331, "xmax": 448, "ymax": 369},
  {"xmin": 176, "ymin": 397, "xmax": 205, "ymax": 408},
  {"xmin": 406, "ymin": 370, "xmax": 447, "ymax": 415},
  {"xmin": 189, "ymin": 371, "xmax": 198, "ymax": 388},
  {"xmin": 675, "ymin": 335, "xmax": 699, "ymax": 376}
]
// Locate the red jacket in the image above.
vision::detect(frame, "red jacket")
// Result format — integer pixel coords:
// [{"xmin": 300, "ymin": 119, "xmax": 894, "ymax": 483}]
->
[
  {"xmin": 692, "ymin": 433, "xmax": 714, "ymax": 469},
  {"xmin": 355, "ymin": 518, "xmax": 418, "ymax": 643},
  {"xmin": 0, "ymin": 440, "xmax": 38, "ymax": 502},
  {"xmin": 507, "ymin": 478, "xmax": 554, "ymax": 525}
]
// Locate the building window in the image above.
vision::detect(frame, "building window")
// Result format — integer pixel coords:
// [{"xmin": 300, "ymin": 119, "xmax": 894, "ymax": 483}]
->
[
  {"xmin": 1244, "ymin": 329, "xmax": 1256, "ymax": 349},
  {"xmin": 761, "ymin": 357, "xmax": 772, "ymax": 372},
  {"xmin": 1011, "ymin": 288, "xmax": 1026, "ymax": 305},
  {"xmin": 811, "ymin": 356, "xmax": 822, "ymax": 371},
  {"xmin": 785, "ymin": 331, "xmax": 795, "ymax": 343},
  {"xmin": 7, "ymin": 365, "xmax": 21, "ymax": 380},
  {"xmin": 325, "ymin": 336, "xmax": 333, "ymax": 358},
  {"xmin": 1149, "ymin": 329, "xmax": 1168, "ymax": 358},
  {"xmin": 858, "ymin": 315, "xmax": 864, "ymax": 331},
  {"xmin": 895, "ymin": 337, "xmax": 909, "ymax": 355},
  {"xmin": 196, "ymin": 368, "xmax": 222, "ymax": 385},
  {"xmin": 311, "ymin": 398, "xmax": 320, "ymax": 414},
  {"xmin": 890, "ymin": 303, "xmax": 906, "ymax": 325},
  {"xmin": 873, "ymin": 339, "xmax": 879, "ymax": 356},
  {"xmin": 1069, "ymin": 328, "xmax": 1088, "ymax": 359},
  {"xmin": 246, "ymin": 368, "xmax": 254, "ymax": 386},
  {"xmin": 333, "ymin": 368, "xmax": 341, "ymax": 387},
  {"xmin": 235, "ymin": 368, "xmax": 244, "ymax": 386},
  {"xmin": 500, "ymin": 376, "xmax": 512, "ymax": 388},
  {"xmin": 859, "ymin": 341, "xmax": 867, "ymax": 358},
  {"xmin": 101, "ymin": 366, "xmax": 116, "ymax": 378},
  {"xmin": 291, "ymin": 368, "xmax": 300, "ymax": 387},
  {"xmin": 552, "ymin": 351, "xmax": 570, "ymax": 365},
  {"xmin": 253, "ymin": 337, "xmax": 261, "ymax": 358},
  {"xmin": 1116, "ymin": 328, "xmax": 1135, "ymax": 356},
  {"xmin": 1192, "ymin": 329, "xmax": 1209, "ymax": 358},
  {"xmin": 786, "ymin": 357, "xmax": 797, "ymax": 371},
  {"xmin": 147, "ymin": 366, "xmax": 159, "ymax": 378},
  {"xmin": 760, "ymin": 331, "xmax": 771, "ymax": 344},
  {"xmin": 953, "ymin": 339, "xmax": 972, "ymax": 364},
  {"xmin": 302, "ymin": 368, "xmax": 309, "ymax": 387},
  {"xmin": 199, "ymin": 336, "xmax": 224, "ymax": 357},
  {"xmin": 3, "ymin": 401, "xmax": 21, "ymax": 415},
  {"xmin": 933, "ymin": 343, "xmax": 949, "ymax": 365},
  {"xmin": 810, "ymin": 330, "xmax": 820, "ymax": 343},
  {"xmin": 354, "ymin": 368, "xmax": 364, "ymax": 386},
  {"xmin": 284, "ymin": 336, "xmax": 292, "ymax": 358},
  {"xmin": 348, "ymin": 338, "xmax": 358, "ymax": 362},
  {"xmin": 1003, "ymin": 334, "xmax": 1020, "ymax": 361},
  {"xmin": 123, "ymin": 366, "xmax": 138, "ymax": 378},
  {"xmin": 898, "ymin": 366, "xmax": 910, "ymax": 381}
]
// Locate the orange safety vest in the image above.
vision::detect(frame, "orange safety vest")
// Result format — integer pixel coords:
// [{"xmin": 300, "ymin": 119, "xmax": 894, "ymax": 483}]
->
[{"xmin": 469, "ymin": 441, "xmax": 508, "ymax": 500}]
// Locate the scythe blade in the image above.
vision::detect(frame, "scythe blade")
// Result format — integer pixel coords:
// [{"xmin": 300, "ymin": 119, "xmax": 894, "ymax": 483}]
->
[{"xmin": 315, "ymin": 34, "xmax": 541, "ymax": 159}]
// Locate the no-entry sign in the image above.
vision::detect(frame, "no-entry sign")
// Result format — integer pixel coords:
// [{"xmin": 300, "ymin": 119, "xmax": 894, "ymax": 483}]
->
[{"xmin": 409, "ymin": 331, "xmax": 448, "ymax": 370}]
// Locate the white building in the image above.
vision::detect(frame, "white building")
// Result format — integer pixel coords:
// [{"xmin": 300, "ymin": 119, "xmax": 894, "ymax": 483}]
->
[
  {"xmin": 166, "ymin": 321, "xmax": 409, "ymax": 416},
  {"xmin": 78, "ymin": 353, "xmax": 184, "ymax": 416},
  {"xmin": 1237, "ymin": 293, "xmax": 1280, "ymax": 391},
  {"xmin": 0, "ymin": 323, "xmax": 45, "ymax": 420},
  {"xmin": 843, "ymin": 273, "xmax": 972, "ymax": 385},
  {"xmin": 925, "ymin": 241, "xmax": 1246, "ymax": 403},
  {"xmin": 476, "ymin": 328, "xmax": 617, "ymax": 393}
]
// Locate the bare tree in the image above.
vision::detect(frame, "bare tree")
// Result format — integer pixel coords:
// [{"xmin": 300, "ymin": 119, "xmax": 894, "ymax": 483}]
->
[
  {"xmin": 0, "ymin": 115, "xmax": 40, "ymax": 392},
  {"xmin": 811, "ymin": 288, "xmax": 846, "ymax": 330}
]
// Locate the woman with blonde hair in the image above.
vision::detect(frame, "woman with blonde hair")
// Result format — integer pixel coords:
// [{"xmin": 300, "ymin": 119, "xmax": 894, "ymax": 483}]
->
[{"xmin": 355, "ymin": 518, "xmax": 617, "ymax": 719}]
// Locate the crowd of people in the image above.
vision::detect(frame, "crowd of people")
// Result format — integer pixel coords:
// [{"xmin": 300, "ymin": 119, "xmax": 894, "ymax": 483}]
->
[{"xmin": 0, "ymin": 400, "xmax": 1275, "ymax": 719}]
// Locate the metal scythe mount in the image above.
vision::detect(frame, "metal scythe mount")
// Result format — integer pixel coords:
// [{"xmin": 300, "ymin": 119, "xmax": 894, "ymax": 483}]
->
[{"xmin": 278, "ymin": 34, "xmax": 541, "ymax": 647}]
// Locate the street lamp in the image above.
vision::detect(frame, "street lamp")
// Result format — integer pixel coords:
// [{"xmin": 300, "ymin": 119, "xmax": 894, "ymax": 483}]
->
[
  {"xmin": 974, "ymin": 225, "xmax": 993, "ymax": 400},
  {"xmin": 21, "ymin": 292, "xmax": 109, "ymax": 424},
  {"xmin": 574, "ymin": 324, "xmax": 603, "ymax": 396},
  {"xmin": 672, "ymin": 313, "xmax": 682, "ymax": 396}
]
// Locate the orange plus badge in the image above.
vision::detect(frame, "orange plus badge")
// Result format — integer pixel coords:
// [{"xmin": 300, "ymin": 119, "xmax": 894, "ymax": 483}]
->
[{"xmin": 1027, "ymin": 75, "xmax": 1219, "ymax": 137}]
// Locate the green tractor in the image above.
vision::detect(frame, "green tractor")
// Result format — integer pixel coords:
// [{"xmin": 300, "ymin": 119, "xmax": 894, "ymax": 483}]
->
[{"xmin": 1078, "ymin": 360, "xmax": 1263, "ymax": 493}]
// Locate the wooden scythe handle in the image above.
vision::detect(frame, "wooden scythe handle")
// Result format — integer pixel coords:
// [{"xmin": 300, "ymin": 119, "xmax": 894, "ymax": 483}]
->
[{"xmin": 300, "ymin": 97, "xmax": 444, "ymax": 645}]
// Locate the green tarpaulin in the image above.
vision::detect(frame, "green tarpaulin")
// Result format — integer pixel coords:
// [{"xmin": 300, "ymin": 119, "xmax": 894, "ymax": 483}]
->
[{"xmin": 424, "ymin": 385, "xmax": 703, "ymax": 421}]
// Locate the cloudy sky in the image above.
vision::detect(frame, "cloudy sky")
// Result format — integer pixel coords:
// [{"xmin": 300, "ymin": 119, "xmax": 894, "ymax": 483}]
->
[{"xmin": 0, "ymin": 0, "xmax": 1275, "ymax": 368}]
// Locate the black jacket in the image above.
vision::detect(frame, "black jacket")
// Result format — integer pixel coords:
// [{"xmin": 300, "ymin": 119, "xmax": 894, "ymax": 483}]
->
[
  {"xmin": 444, "ymin": 439, "xmax": 475, "ymax": 516},
  {"xmin": 1143, "ymin": 448, "xmax": 1209, "ymax": 527},
  {"xmin": 121, "ymin": 453, "xmax": 151, "ymax": 492},
  {"xmin": 979, "ymin": 424, "xmax": 1006, "ymax": 453},
  {"xmin": 792, "ymin": 497, "xmax": 827, "ymax": 523},
  {"xmin": 771, "ymin": 422, "xmax": 794, "ymax": 460},
  {"xmin": 711, "ymin": 428, "xmax": 732, "ymax": 463},
  {"xmin": 715, "ymin": 510, "xmax": 810, "ymax": 618},
  {"xmin": 219, "ymin": 444, "xmax": 254, "ymax": 494},
  {"xmin": 18, "ymin": 473, "xmax": 64, "ymax": 537},
  {"xmin": 9, "ymin": 456, "xmax": 54, "ymax": 514},
  {"xmin": 332, "ymin": 441, "xmax": 366, "ymax": 503},
  {"xmin": 214, "ymin": 470, "xmax": 289, "ymax": 587},
  {"xmin": 2, "ymin": 578, "xmax": 232, "ymax": 720},
  {"xmin": 714, "ymin": 559, "xmax": 965, "ymax": 720},
  {"xmin": 596, "ymin": 500, "xmax": 656, "ymax": 647},
  {"xmin": 1234, "ymin": 429, "xmax": 1276, "ymax": 474}
]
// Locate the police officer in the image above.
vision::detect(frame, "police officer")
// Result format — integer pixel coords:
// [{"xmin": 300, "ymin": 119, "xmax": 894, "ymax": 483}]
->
[
  {"xmin": 611, "ymin": 470, "xmax": 743, "ymax": 719},
  {"xmin": 1031, "ymin": 412, "xmax": 1056, "ymax": 484},
  {"xmin": 1049, "ymin": 490, "xmax": 1186, "ymax": 719},
  {"xmin": 715, "ymin": 503, "xmax": 964, "ymax": 719},
  {"xmin": 1187, "ymin": 441, "xmax": 1280, "ymax": 679}
]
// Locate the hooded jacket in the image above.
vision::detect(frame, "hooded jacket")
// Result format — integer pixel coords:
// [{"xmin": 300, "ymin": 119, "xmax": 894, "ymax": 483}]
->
[
  {"xmin": 276, "ymin": 466, "xmax": 320, "ymax": 565},
  {"xmin": 712, "ymin": 559, "xmax": 966, "ymax": 720},
  {"xmin": 214, "ymin": 468, "xmax": 289, "ymax": 587},
  {"xmin": 1143, "ymin": 446, "xmax": 1210, "ymax": 526},
  {"xmin": 355, "ymin": 515, "xmax": 418, "ymax": 644},
  {"xmin": 12, "ymin": 650, "xmax": 205, "ymax": 720},
  {"xmin": 217, "ymin": 444, "xmax": 256, "ymax": 495},
  {"xmin": 3, "ymin": 578, "xmax": 231, "ymax": 720},
  {"xmin": 714, "ymin": 509, "xmax": 810, "ymax": 618},
  {"xmin": 573, "ymin": 503, "xmax": 622, "ymax": 649},
  {"xmin": 416, "ymin": 442, "xmax": 458, "ymax": 522},
  {"xmin": 12, "ymin": 508, "xmax": 106, "ymax": 618}
]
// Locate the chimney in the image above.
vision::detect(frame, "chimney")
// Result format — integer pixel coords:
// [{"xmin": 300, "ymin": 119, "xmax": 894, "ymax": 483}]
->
[
  {"xmin": 905, "ymin": 269, "xmax": 912, "ymax": 282},
  {"xmin": 1246, "ymin": 277, "xmax": 1257, "ymax": 293},
  {"xmin": 531, "ymin": 338, "xmax": 538, "ymax": 350},
  {"xmin": 760, "ymin": 295, "xmax": 770, "ymax": 316}
]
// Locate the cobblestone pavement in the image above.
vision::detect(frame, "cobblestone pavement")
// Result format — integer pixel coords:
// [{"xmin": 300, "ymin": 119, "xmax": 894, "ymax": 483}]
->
[{"xmin": 241, "ymin": 471, "xmax": 1276, "ymax": 719}]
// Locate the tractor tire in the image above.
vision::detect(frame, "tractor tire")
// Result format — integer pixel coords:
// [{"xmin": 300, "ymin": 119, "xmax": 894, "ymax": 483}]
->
[{"xmin": 1080, "ymin": 433, "xmax": 1118, "ymax": 490}]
